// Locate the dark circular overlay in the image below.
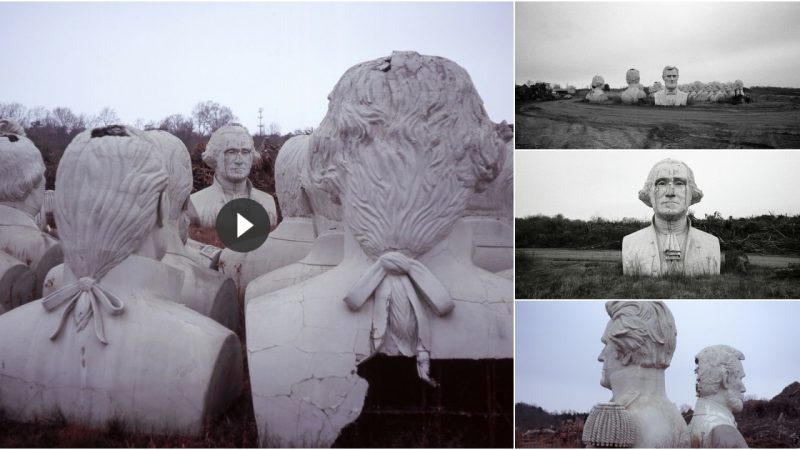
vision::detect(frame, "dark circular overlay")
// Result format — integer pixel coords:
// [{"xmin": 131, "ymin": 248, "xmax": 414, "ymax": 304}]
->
[{"xmin": 215, "ymin": 198, "xmax": 271, "ymax": 253}]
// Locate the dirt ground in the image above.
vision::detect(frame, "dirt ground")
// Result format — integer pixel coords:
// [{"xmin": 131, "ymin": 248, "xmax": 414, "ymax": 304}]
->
[
  {"xmin": 515, "ymin": 88, "xmax": 800, "ymax": 148},
  {"xmin": 517, "ymin": 248, "xmax": 800, "ymax": 268}
]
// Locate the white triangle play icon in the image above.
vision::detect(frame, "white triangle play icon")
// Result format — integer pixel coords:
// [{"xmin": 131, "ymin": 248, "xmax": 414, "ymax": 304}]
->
[{"xmin": 236, "ymin": 213, "xmax": 253, "ymax": 238}]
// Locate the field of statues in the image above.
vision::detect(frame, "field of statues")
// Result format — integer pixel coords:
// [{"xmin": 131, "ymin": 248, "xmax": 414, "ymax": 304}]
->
[{"xmin": 0, "ymin": 51, "xmax": 514, "ymax": 446}]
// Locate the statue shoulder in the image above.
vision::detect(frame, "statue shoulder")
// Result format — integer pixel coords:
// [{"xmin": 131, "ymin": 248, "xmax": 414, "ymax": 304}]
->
[{"xmin": 709, "ymin": 424, "xmax": 748, "ymax": 448}]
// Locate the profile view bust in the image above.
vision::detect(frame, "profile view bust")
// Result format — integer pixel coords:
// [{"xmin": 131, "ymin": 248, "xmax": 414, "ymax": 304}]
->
[
  {"xmin": 654, "ymin": 66, "xmax": 688, "ymax": 106},
  {"xmin": 586, "ymin": 75, "xmax": 609, "ymax": 103},
  {"xmin": 246, "ymin": 51, "xmax": 513, "ymax": 447},
  {"xmin": 586, "ymin": 301, "xmax": 689, "ymax": 448},
  {"xmin": 620, "ymin": 68, "xmax": 647, "ymax": 104},
  {"xmin": 188, "ymin": 124, "xmax": 276, "ymax": 228},
  {"xmin": 0, "ymin": 125, "xmax": 242, "ymax": 435},
  {"xmin": 0, "ymin": 128, "xmax": 62, "ymax": 297},
  {"xmin": 689, "ymin": 345, "xmax": 748, "ymax": 448},
  {"xmin": 622, "ymin": 158, "xmax": 720, "ymax": 277}
]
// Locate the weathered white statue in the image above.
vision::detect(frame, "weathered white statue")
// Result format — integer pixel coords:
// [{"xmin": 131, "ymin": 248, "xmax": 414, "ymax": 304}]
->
[
  {"xmin": 188, "ymin": 124, "xmax": 276, "ymax": 228},
  {"xmin": 0, "ymin": 118, "xmax": 26, "ymax": 136},
  {"xmin": 689, "ymin": 345, "xmax": 748, "ymax": 448},
  {"xmin": 620, "ymin": 69, "xmax": 647, "ymax": 104},
  {"xmin": 218, "ymin": 135, "xmax": 316, "ymax": 295},
  {"xmin": 622, "ymin": 158, "xmax": 720, "ymax": 276},
  {"xmin": 586, "ymin": 75, "xmax": 609, "ymax": 103},
  {"xmin": 244, "ymin": 146, "xmax": 345, "ymax": 303},
  {"xmin": 0, "ymin": 131, "xmax": 62, "ymax": 297},
  {"xmin": 0, "ymin": 125, "xmax": 243, "ymax": 435},
  {"xmin": 0, "ymin": 250, "xmax": 36, "ymax": 314},
  {"xmin": 462, "ymin": 138, "xmax": 513, "ymax": 273},
  {"xmin": 584, "ymin": 301, "xmax": 689, "ymax": 448},
  {"xmin": 655, "ymin": 66, "xmax": 688, "ymax": 106},
  {"xmin": 246, "ymin": 51, "xmax": 513, "ymax": 447}
]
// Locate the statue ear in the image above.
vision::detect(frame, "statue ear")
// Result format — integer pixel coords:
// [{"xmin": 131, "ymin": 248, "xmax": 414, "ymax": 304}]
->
[
  {"xmin": 720, "ymin": 369, "xmax": 733, "ymax": 390},
  {"xmin": 156, "ymin": 191, "xmax": 168, "ymax": 229}
]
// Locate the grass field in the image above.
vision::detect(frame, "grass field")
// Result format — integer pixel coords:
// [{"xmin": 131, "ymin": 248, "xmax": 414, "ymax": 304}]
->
[{"xmin": 515, "ymin": 251, "xmax": 800, "ymax": 299}]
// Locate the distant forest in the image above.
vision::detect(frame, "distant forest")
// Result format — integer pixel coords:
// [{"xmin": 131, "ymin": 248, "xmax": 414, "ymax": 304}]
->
[
  {"xmin": 0, "ymin": 101, "xmax": 314, "ymax": 196},
  {"xmin": 516, "ymin": 213, "xmax": 800, "ymax": 256}
]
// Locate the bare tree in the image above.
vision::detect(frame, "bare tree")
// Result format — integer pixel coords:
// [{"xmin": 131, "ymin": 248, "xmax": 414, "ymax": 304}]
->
[
  {"xmin": 158, "ymin": 113, "xmax": 195, "ymax": 142},
  {"xmin": 51, "ymin": 107, "xmax": 87, "ymax": 133},
  {"xmin": 0, "ymin": 102, "xmax": 28, "ymax": 126},
  {"xmin": 268, "ymin": 121, "xmax": 281, "ymax": 136},
  {"xmin": 191, "ymin": 100, "xmax": 238, "ymax": 135},
  {"xmin": 94, "ymin": 107, "xmax": 121, "ymax": 127},
  {"xmin": 25, "ymin": 106, "xmax": 51, "ymax": 127}
]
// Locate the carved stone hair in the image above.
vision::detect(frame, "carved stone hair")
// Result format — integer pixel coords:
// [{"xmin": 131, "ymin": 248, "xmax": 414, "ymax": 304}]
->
[
  {"xmin": 0, "ymin": 133, "xmax": 45, "ymax": 202},
  {"xmin": 0, "ymin": 118, "xmax": 26, "ymax": 137},
  {"xmin": 591, "ymin": 75, "xmax": 605, "ymax": 88},
  {"xmin": 662, "ymin": 66, "xmax": 680, "ymax": 78},
  {"xmin": 626, "ymin": 69, "xmax": 640, "ymax": 85},
  {"xmin": 146, "ymin": 130, "xmax": 192, "ymax": 222},
  {"xmin": 604, "ymin": 301, "xmax": 677, "ymax": 369},
  {"xmin": 275, "ymin": 135, "xmax": 313, "ymax": 219},
  {"xmin": 308, "ymin": 51, "xmax": 511, "ymax": 259},
  {"xmin": 201, "ymin": 124, "xmax": 258, "ymax": 169},
  {"xmin": 638, "ymin": 158, "xmax": 703, "ymax": 207},
  {"xmin": 55, "ymin": 125, "xmax": 168, "ymax": 281},
  {"xmin": 695, "ymin": 344, "xmax": 745, "ymax": 398},
  {"xmin": 466, "ymin": 139, "xmax": 513, "ymax": 219}
]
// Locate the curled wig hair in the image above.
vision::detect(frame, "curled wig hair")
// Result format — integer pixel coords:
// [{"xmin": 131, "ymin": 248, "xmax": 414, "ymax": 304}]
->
[
  {"xmin": 146, "ymin": 130, "xmax": 192, "ymax": 222},
  {"xmin": 308, "ymin": 51, "xmax": 511, "ymax": 259},
  {"xmin": 275, "ymin": 135, "xmax": 313, "ymax": 219},
  {"xmin": 604, "ymin": 301, "xmax": 677, "ymax": 369},
  {"xmin": 55, "ymin": 125, "xmax": 168, "ymax": 281},
  {"xmin": 695, "ymin": 344, "xmax": 745, "ymax": 398},
  {"xmin": 466, "ymin": 139, "xmax": 513, "ymax": 219},
  {"xmin": 201, "ymin": 124, "xmax": 259, "ymax": 169},
  {"xmin": 0, "ymin": 118, "xmax": 26, "ymax": 137},
  {"xmin": 0, "ymin": 133, "xmax": 45, "ymax": 202},
  {"xmin": 638, "ymin": 158, "xmax": 703, "ymax": 207}
]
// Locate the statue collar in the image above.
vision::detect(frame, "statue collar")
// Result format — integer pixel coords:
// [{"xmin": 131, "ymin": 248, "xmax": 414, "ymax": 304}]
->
[
  {"xmin": 0, "ymin": 204, "xmax": 38, "ymax": 230},
  {"xmin": 694, "ymin": 397, "xmax": 736, "ymax": 426}
]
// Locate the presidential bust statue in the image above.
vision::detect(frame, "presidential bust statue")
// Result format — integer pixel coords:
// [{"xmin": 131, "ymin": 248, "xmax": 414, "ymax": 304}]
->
[
  {"xmin": 188, "ymin": 124, "xmax": 276, "ymax": 228},
  {"xmin": 622, "ymin": 158, "xmax": 720, "ymax": 276},
  {"xmin": 654, "ymin": 66, "xmax": 688, "ymax": 106},
  {"xmin": 689, "ymin": 345, "xmax": 748, "ymax": 448}
]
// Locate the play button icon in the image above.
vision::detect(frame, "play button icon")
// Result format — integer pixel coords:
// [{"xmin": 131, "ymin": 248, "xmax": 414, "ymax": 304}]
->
[{"xmin": 215, "ymin": 198, "xmax": 271, "ymax": 252}]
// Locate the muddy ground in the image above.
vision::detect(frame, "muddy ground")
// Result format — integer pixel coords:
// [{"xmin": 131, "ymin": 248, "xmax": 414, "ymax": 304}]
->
[{"xmin": 515, "ymin": 87, "xmax": 800, "ymax": 148}]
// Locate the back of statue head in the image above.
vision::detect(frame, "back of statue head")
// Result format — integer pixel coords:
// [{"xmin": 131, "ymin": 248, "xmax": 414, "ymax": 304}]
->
[
  {"xmin": 0, "ymin": 118, "xmax": 26, "ymax": 137},
  {"xmin": 145, "ymin": 130, "xmax": 192, "ymax": 223},
  {"xmin": 695, "ymin": 345, "xmax": 745, "ymax": 398},
  {"xmin": 0, "ymin": 132, "xmax": 45, "ymax": 204},
  {"xmin": 626, "ymin": 69, "xmax": 640, "ymax": 85},
  {"xmin": 604, "ymin": 301, "xmax": 677, "ymax": 369},
  {"xmin": 275, "ymin": 135, "xmax": 313, "ymax": 219},
  {"xmin": 592, "ymin": 75, "xmax": 605, "ymax": 88},
  {"xmin": 308, "ymin": 51, "xmax": 510, "ymax": 259},
  {"xmin": 55, "ymin": 125, "xmax": 168, "ymax": 281}
]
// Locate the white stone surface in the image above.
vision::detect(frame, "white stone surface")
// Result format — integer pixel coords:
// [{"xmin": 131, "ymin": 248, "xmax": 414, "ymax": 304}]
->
[
  {"xmin": 246, "ymin": 52, "xmax": 513, "ymax": 447},
  {"xmin": 623, "ymin": 159, "xmax": 720, "ymax": 277},
  {"xmin": 592, "ymin": 301, "xmax": 689, "ymax": 448},
  {"xmin": 586, "ymin": 75, "xmax": 609, "ymax": 103},
  {"xmin": 655, "ymin": 66, "xmax": 688, "ymax": 106},
  {"xmin": 0, "ymin": 126, "xmax": 243, "ymax": 435},
  {"xmin": 689, "ymin": 345, "xmax": 748, "ymax": 448},
  {"xmin": 0, "ymin": 250, "xmax": 36, "ymax": 314},
  {"xmin": 188, "ymin": 125, "xmax": 276, "ymax": 228},
  {"xmin": 620, "ymin": 69, "xmax": 647, "ymax": 104}
]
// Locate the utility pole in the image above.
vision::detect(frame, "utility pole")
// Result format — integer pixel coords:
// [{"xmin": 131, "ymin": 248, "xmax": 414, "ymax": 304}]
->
[{"xmin": 258, "ymin": 108, "xmax": 265, "ymax": 136}]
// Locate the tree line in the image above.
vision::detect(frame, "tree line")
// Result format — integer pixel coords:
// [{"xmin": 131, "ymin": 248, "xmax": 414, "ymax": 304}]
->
[{"xmin": 516, "ymin": 212, "xmax": 800, "ymax": 255}]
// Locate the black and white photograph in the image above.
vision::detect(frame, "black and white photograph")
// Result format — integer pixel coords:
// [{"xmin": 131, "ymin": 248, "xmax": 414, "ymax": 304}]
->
[
  {"xmin": 515, "ymin": 150, "xmax": 800, "ymax": 299},
  {"xmin": 515, "ymin": 2, "xmax": 800, "ymax": 149}
]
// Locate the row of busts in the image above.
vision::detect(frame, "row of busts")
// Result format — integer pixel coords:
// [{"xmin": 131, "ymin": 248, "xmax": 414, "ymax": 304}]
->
[{"xmin": 0, "ymin": 51, "xmax": 514, "ymax": 446}]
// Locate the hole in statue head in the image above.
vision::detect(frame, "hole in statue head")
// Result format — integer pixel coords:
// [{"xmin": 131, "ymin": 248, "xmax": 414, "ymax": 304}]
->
[{"xmin": 91, "ymin": 125, "xmax": 129, "ymax": 138}]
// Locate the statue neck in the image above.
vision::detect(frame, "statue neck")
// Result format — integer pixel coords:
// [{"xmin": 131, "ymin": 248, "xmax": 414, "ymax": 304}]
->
[
  {"xmin": 609, "ymin": 366, "xmax": 668, "ymax": 402},
  {"xmin": 653, "ymin": 214, "xmax": 688, "ymax": 235},
  {"xmin": 0, "ymin": 199, "xmax": 39, "ymax": 219},
  {"xmin": 215, "ymin": 174, "xmax": 249, "ymax": 196},
  {"xmin": 162, "ymin": 221, "xmax": 189, "ymax": 257}
]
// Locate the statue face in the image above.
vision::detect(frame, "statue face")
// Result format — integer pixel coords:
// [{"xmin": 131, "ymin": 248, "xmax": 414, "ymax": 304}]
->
[
  {"xmin": 216, "ymin": 137, "xmax": 253, "ymax": 183},
  {"xmin": 598, "ymin": 325, "xmax": 625, "ymax": 389},
  {"xmin": 725, "ymin": 362, "xmax": 747, "ymax": 412},
  {"xmin": 663, "ymin": 69, "xmax": 679, "ymax": 90},
  {"xmin": 650, "ymin": 161, "xmax": 691, "ymax": 221}
]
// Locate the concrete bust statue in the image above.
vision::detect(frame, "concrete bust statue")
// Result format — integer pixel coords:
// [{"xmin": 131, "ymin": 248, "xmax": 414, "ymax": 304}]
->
[
  {"xmin": 655, "ymin": 66, "xmax": 688, "ymax": 106},
  {"xmin": 621, "ymin": 68, "xmax": 647, "ymax": 105},
  {"xmin": 246, "ymin": 51, "xmax": 513, "ymax": 447},
  {"xmin": 586, "ymin": 75, "xmax": 609, "ymax": 103},
  {"xmin": 622, "ymin": 158, "xmax": 720, "ymax": 276},
  {"xmin": 0, "ymin": 125, "xmax": 242, "ymax": 435},
  {"xmin": 585, "ymin": 301, "xmax": 689, "ymax": 448},
  {"xmin": 188, "ymin": 124, "xmax": 276, "ymax": 228},
  {"xmin": 0, "ymin": 130, "xmax": 62, "ymax": 297},
  {"xmin": 689, "ymin": 345, "xmax": 748, "ymax": 448}
]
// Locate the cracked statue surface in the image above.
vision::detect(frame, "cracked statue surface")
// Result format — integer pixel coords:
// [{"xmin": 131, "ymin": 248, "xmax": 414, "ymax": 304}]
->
[
  {"xmin": 622, "ymin": 158, "xmax": 720, "ymax": 277},
  {"xmin": 246, "ymin": 51, "xmax": 514, "ymax": 447},
  {"xmin": 0, "ymin": 125, "xmax": 242, "ymax": 435},
  {"xmin": 584, "ymin": 301, "xmax": 689, "ymax": 448}
]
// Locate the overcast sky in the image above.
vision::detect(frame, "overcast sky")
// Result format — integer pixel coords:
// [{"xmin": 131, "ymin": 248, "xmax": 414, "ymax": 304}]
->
[
  {"xmin": 515, "ymin": 150, "xmax": 800, "ymax": 220},
  {"xmin": 516, "ymin": 2, "xmax": 800, "ymax": 89},
  {"xmin": 1, "ymin": 2, "xmax": 512, "ymax": 133},
  {"xmin": 516, "ymin": 301, "xmax": 800, "ymax": 413}
]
